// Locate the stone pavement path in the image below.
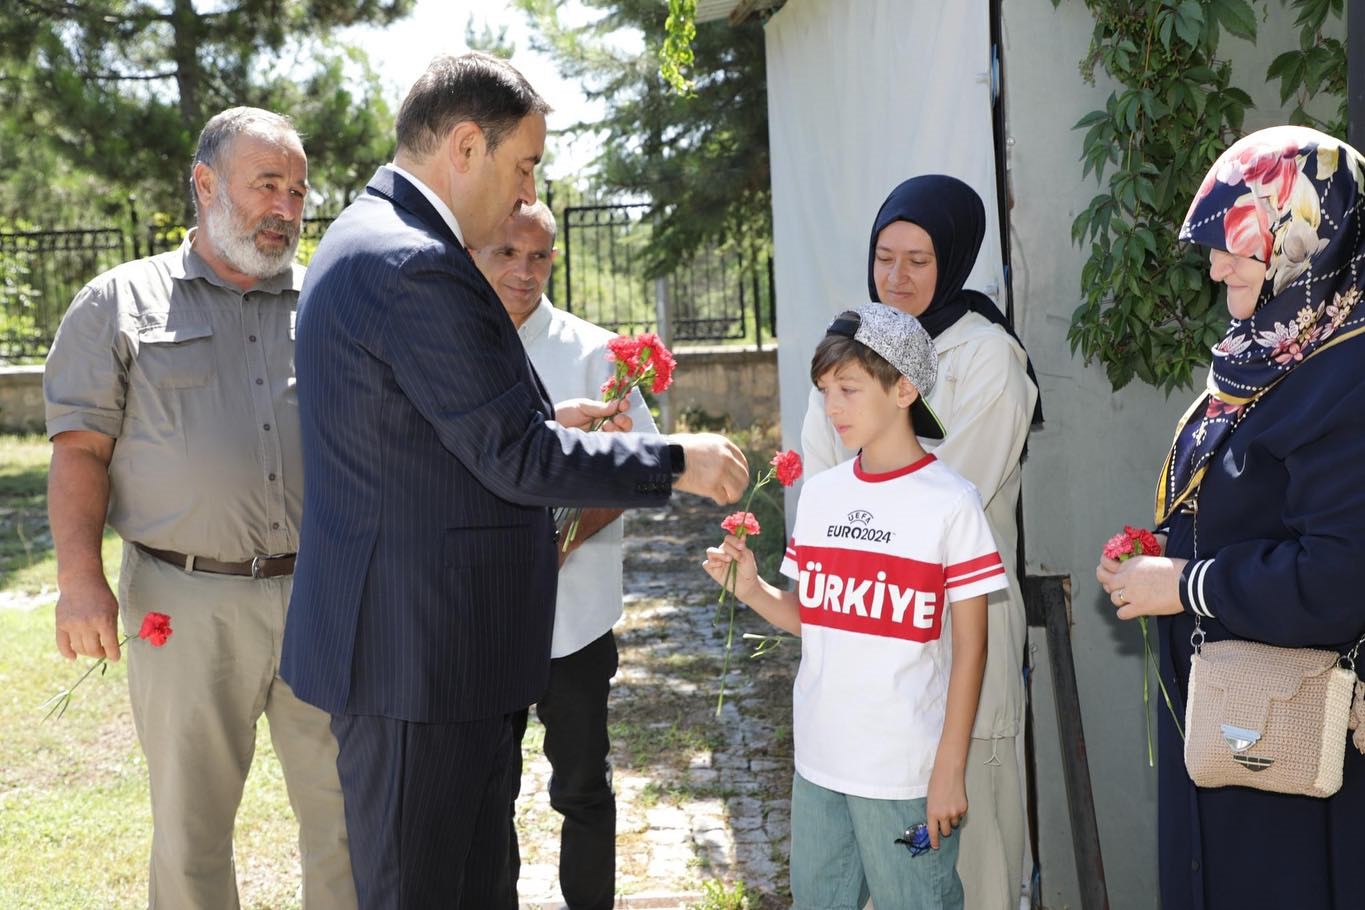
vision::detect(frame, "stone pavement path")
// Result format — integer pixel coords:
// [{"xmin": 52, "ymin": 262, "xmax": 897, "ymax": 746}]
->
[{"xmin": 516, "ymin": 494, "xmax": 798, "ymax": 910}]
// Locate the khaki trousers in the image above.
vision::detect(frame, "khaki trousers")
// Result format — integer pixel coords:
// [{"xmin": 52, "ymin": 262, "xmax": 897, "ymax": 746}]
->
[
  {"xmin": 956, "ymin": 735, "xmax": 1027, "ymax": 910},
  {"xmin": 119, "ymin": 544, "xmax": 355, "ymax": 910}
]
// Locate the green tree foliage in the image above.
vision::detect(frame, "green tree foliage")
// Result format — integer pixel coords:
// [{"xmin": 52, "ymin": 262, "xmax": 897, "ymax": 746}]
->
[
  {"xmin": 660, "ymin": 0, "xmax": 698, "ymax": 95},
  {"xmin": 1061, "ymin": 0, "xmax": 1258, "ymax": 392},
  {"xmin": 1060, "ymin": 0, "xmax": 1345, "ymax": 392},
  {"xmin": 0, "ymin": 0, "xmax": 413, "ymax": 223},
  {"xmin": 1265, "ymin": 0, "xmax": 1346, "ymax": 134},
  {"xmin": 465, "ymin": 14, "xmax": 517, "ymax": 59},
  {"xmin": 516, "ymin": 0, "xmax": 770, "ymax": 278}
]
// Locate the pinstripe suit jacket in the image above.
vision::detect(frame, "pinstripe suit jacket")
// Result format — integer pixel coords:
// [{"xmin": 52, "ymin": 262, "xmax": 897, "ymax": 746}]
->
[{"xmin": 281, "ymin": 167, "xmax": 673, "ymax": 723}]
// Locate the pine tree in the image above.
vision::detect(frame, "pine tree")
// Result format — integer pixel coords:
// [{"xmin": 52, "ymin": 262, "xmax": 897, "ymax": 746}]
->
[
  {"xmin": 0, "ymin": 0, "xmax": 414, "ymax": 223},
  {"xmin": 517, "ymin": 0, "xmax": 770, "ymax": 276}
]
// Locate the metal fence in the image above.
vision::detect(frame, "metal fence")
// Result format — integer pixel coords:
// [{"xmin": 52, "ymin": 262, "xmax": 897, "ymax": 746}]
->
[
  {"xmin": 1, "ymin": 201, "xmax": 773, "ymax": 360},
  {"xmin": 0, "ymin": 228, "xmax": 132, "ymax": 361},
  {"xmin": 557, "ymin": 200, "xmax": 776, "ymax": 348},
  {"xmin": 0, "ymin": 217, "xmax": 337, "ymax": 361}
]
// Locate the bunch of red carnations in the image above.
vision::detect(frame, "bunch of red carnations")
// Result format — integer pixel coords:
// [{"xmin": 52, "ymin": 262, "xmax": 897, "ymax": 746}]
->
[{"xmin": 558, "ymin": 332, "xmax": 677, "ymax": 551}]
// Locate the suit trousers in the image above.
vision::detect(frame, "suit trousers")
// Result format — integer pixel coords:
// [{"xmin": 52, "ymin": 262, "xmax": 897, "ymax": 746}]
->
[
  {"xmin": 119, "ymin": 543, "xmax": 355, "ymax": 910},
  {"xmin": 514, "ymin": 630, "xmax": 620, "ymax": 910},
  {"xmin": 332, "ymin": 709, "xmax": 523, "ymax": 910}
]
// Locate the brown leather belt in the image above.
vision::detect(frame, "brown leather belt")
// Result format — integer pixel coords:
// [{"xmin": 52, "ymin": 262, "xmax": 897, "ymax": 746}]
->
[{"xmin": 135, "ymin": 543, "xmax": 296, "ymax": 579}]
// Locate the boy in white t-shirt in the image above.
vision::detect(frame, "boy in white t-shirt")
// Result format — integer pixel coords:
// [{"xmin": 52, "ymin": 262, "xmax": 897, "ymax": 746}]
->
[{"xmin": 704, "ymin": 302, "xmax": 1007, "ymax": 908}]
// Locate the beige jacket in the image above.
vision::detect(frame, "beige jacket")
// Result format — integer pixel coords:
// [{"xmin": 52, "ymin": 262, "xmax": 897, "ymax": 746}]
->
[{"xmin": 800, "ymin": 310, "xmax": 1037, "ymax": 739}]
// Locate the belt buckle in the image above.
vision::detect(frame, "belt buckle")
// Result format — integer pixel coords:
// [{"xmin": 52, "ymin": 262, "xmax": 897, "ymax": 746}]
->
[{"xmin": 250, "ymin": 556, "xmax": 265, "ymax": 578}]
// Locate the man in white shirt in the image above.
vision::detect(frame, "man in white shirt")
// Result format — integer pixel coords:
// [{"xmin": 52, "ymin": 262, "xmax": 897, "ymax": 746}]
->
[{"xmin": 473, "ymin": 201, "xmax": 655, "ymax": 910}]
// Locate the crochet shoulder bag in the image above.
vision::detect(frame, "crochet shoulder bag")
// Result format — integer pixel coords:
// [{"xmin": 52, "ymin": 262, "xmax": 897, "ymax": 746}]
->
[{"xmin": 1183, "ymin": 503, "xmax": 1365, "ymax": 797}]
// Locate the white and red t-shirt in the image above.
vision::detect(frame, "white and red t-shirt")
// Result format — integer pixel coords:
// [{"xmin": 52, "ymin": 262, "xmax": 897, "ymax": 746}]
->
[{"xmin": 780, "ymin": 453, "xmax": 1007, "ymax": 799}]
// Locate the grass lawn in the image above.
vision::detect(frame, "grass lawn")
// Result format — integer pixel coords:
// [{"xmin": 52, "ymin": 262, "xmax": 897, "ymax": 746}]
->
[
  {"xmin": 1, "ymin": 428, "xmax": 786, "ymax": 908},
  {"xmin": 0, "ymin": 435, "xmax": 302, "ymax": 909}
]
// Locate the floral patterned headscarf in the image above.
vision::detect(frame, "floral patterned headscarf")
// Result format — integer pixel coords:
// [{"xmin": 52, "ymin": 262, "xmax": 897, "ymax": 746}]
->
[{"xmin": 1156, "ymin": 126, "xmax": 1365, "ymax": 525}]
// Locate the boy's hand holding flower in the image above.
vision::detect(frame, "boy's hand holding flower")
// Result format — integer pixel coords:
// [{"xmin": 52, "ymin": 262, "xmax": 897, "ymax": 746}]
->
[{"xmin": 703, "ymin": 533, "xmax": 760, "ymax": 601}]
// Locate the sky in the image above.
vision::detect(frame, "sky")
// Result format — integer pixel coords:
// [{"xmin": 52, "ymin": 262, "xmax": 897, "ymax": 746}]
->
[{"xmin": 340, "ymin": 0, "xmax": 627, "ymax": 179}]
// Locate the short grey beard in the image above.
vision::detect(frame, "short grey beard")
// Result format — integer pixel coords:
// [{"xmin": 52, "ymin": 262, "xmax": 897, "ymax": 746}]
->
[{"xmin": 203, "ymin": 193, "xmax": 299, "ymax": 279}]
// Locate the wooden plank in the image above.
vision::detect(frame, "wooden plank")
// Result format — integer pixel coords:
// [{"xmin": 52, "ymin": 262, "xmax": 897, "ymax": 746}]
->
[{"xmin": 1023, "ymin": 574, "xmax": 1111, "ymax": 910}]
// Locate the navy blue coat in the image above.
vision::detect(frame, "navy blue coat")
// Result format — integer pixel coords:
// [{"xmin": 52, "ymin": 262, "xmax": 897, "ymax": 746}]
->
[
  {"xmin": 280, "ymin": 168, "xmax": 672, "ymax": 723},
  {"xmin": 1155, "ymin": 332, "xmax": 1365, "ymax": 909}
]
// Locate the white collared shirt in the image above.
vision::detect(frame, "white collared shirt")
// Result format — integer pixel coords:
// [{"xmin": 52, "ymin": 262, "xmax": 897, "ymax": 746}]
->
[
  {"xmin": 384, "ymin": 163, "xmax": 465, "ymax": 246},
  {"xmin": 517, "ymin": 296, "xmax": 659, "ymax": 657}
]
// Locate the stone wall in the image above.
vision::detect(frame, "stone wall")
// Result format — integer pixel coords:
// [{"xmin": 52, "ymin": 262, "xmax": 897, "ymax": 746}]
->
[
  {"xmin": 0, "ymin": 348, "xmax": 780, "ymax": 436},
  {"xmin": 0, "ymin": 367, "xmax": 45, "ymax": 434},
  {"xmin": 665, "ymin": 346, "xmax": 778, "ymax": 431}
]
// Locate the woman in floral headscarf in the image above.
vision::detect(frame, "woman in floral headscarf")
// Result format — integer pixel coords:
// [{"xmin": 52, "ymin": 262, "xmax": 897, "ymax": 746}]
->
[{"xmin": 1097, "ymin": 126, "xmax": 1365, "ymax": 908}]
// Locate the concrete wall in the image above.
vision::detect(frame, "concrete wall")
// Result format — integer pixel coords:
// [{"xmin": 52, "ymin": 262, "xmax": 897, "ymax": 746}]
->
[
  {"xmin": 667, "ymin": 346, "xmax": 778, "ymax": 431},
  {"xmin": 0, "ymin": 351, "xmax": 778, "ymax": 437},
  {"xmin": 1003, "ymin": 2, "xmax": 1344, "ymax": 907},
  {"xmin": 0, "ymin": 366, "xmax": 45, "ymax": 433}
]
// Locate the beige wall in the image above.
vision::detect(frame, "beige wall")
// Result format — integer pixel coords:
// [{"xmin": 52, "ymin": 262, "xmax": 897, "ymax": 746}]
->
[
  {"xmin": 2, "ymin": 352, "xmax": 779, "ymax": 437},
  {"xmin": 667, "ymin": 346, "xmax": 778, "ymax": 431},
  {"xmin": 0, "ymin": 367, "xmax": 45, "ymax": 434}
]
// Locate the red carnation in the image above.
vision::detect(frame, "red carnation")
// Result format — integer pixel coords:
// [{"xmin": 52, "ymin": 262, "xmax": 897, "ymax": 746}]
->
[
  {"xmin": 770, "ymin": 450, "xmax": 803, "ymax": 487},
  {"xmin": 721, "ymin": 511, "xmax": 761, "ymax": 537},
  {"xmin": 606, "ymin": 335, "xmax": 645, "ymax": 376},
  {"xmin": 1103, "ymin": 526, "xmax": 1161, "ymax": 561},
  {"xmin": 1102, "ymin": 532, "xmax": 1134, "ymax": 561},
  {"xmin": 1134, "ymin": 527, "xmax": 1161, "ymax": 556},
  {"xmin": 138, "ymin": 611, "xmax": 174, "ymax": 647},
  {"xmin": 649, "ymin": 343, "xmax": 677, "ymax": 393}
]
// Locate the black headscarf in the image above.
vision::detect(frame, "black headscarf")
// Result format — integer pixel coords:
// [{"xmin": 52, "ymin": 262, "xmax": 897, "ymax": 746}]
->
[{"xmin": 868, "ymin": 175, "xmax": 1043, "ymax": 425}]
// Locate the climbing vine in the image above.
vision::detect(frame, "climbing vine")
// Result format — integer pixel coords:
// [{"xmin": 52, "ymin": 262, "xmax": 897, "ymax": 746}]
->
[
  {"xmin": 659, "ymin": 0, "xmax": 698, "ymax": 95},
  {"xmin": 1060, "ymin": 0, "xmax": 1345, "ymax": 391}
]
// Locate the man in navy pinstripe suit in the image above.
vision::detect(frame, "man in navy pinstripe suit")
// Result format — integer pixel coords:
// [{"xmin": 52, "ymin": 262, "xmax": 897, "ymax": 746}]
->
[{"xmin": 280, "ymin": 53, "xmax": 748, "ymax": 909}]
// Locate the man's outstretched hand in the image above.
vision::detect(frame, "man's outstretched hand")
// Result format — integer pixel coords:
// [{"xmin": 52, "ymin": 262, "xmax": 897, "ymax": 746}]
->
[{"xmin": 668, "ymin": 433, "xmax": 749, "ymax": 505}]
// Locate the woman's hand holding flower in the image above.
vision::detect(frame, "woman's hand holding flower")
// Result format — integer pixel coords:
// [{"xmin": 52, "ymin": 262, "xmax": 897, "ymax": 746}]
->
[{"xmin": 1096, "ymin": 526, "xmax": 1186, "ymax": 620}]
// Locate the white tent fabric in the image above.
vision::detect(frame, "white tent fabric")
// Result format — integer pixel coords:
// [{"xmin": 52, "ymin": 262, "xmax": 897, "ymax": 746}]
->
[{"xmin": 764, "ymin": 0, "xmax": 1004, "ymax": 454}]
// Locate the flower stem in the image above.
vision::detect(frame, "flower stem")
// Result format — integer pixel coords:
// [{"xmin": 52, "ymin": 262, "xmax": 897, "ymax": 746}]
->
[
  {"xmin": 41, "ymin": 634, "xmax": 132, "ymax": 720},
  {"xmin": 559, "ymin": 383, "xmax": 639, "ymax": 551},
  {"xmin": 715, "ymin": 469, "xmax": 772, "ymax": 716},
  {"xmin": 1139, "ymin": 616, "xmax": 1184, "ymax": 759}
]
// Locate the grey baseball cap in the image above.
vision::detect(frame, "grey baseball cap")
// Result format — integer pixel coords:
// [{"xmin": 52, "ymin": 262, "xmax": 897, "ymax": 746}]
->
[{"xmin": 824, "ymin": 301, "xmax": 947, "ymax": 440}]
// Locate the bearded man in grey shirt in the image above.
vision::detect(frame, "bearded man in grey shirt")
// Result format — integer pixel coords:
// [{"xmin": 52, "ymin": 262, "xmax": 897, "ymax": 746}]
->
[{"xmin": 43, "ymin": 107, "xmax": 354, "ymax": 910}]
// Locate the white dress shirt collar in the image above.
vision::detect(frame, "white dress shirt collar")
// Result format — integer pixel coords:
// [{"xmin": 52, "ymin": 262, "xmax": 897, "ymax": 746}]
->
[
  {"xmin": 384, "ymin": 163, "xmax": 465, "ymax": 246},
  {"xmin": 517, "ymin": 296, "xmax": 555, "ymax": 344}
]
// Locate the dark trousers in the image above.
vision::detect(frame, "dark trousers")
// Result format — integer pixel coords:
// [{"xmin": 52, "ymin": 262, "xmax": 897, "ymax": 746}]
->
[
  {"xmin": 513, "ymin": 630, "xmax": 620, "ymax": 910},
  {"xmin": 333, "ymin": 710, "xmax": 522, "ymax": 910}
]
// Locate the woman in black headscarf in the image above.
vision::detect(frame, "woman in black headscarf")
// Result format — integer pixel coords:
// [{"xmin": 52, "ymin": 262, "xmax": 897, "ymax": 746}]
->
[{"xmin": 799, "ymin": 175, "xmax": 1041, "ymax": 910}]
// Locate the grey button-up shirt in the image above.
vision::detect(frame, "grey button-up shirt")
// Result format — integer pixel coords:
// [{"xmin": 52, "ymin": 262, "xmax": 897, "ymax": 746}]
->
[{"xmin": 45, "ymin": 230, "xmax": 304, "ymax": 562}]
